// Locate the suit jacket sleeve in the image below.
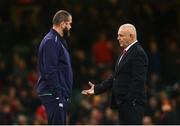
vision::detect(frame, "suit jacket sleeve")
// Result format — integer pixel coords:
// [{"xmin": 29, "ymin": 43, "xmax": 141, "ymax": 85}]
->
[{"xmin": 94, "ymin": 75, "xmax": 113, "ymax": 95}]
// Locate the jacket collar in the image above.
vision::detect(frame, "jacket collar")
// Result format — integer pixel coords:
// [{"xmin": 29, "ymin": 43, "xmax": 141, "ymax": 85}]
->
[{"xmin": 50, "ymin": 28, "xmax": 68, "ymax": 49}]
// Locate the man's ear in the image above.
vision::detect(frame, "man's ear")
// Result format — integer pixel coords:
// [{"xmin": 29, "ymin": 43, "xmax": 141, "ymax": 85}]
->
[
  {"xmin": 130, "ymin": 33, "xmax": 135, "ymax": 39},
  {"xmin": 129, "ymin": 33, "xmax": 133, "ymax": 38},
  {"xmin": 59, "ymin": 22, "xmax": 65, "ymax": 28},
  {"xmin": 62, "ymin": 22, "xmax": 66, "ymax": 28}
]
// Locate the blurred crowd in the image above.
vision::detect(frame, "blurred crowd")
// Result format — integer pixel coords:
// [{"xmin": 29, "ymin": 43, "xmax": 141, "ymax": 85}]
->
[{"xmin": 0, "ymin": 0, "xmax": 180, "ymax": 124}]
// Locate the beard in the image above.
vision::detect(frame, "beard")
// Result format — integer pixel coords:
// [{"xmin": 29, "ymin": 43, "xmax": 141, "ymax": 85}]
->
[{"xmin": 63, "ymin": 27, "xmax": 70, "ymax": 39}]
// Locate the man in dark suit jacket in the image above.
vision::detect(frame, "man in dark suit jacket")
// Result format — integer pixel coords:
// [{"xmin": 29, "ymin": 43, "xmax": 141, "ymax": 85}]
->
[{"xmin": 82, "ymin": 24, "xmax": 148, "ymax": 124}]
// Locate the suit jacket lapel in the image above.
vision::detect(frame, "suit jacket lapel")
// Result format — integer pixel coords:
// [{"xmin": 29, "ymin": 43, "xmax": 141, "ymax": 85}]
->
[
  {"xmin": 114, "ymin": 55, "xmax": 121, "ymax": 73},
  {"xmin": 116, "ymin": 51, "xmax": 131, "ymax": 71},
  {"xmin": 114, "ymin": 51, "xmax": 131, "ymax": 75}
]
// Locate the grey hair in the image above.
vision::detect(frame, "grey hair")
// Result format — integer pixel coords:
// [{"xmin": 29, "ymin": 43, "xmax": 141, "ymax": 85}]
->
[{"xmin": 52, "ymin": 10, "xmax": 71, "ymax": 25}]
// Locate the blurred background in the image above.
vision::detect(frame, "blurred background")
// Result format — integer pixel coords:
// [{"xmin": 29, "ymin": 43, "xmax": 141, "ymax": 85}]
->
[{"xmin": 0, "ymin": 0, "xmax": 180, "ymax": 125}]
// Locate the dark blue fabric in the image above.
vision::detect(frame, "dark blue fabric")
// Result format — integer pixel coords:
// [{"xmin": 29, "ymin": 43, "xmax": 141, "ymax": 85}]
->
[
  {"xmin": 36, "ymin": 28, "xmax": 73, "ymax": 99},
  {"xmin": 39, "ymin": 95, "xmax": 67, "ymax": 124}
]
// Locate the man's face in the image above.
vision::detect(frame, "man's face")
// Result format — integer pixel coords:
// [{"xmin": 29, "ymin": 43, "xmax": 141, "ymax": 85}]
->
[
  {"xmin": 63, "ymin": 16, "xmax": 72, "ymax": 37},
  {"xmin": 117, "ymin": 28, "xmax": 130, "ymax": 48},
  {"xmin": 64, "ymin": 16, "xmax": 72, "ymax": 31}
]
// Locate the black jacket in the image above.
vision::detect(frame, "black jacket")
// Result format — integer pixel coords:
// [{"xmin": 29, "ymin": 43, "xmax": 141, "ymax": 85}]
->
[{"xmin": 94, "ymin": 42, "xmax": 148, "ymax": 109}]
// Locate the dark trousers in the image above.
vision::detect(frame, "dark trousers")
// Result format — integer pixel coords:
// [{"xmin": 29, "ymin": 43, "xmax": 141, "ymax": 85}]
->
[
  {"xmin": 117, "ymin": 99, "xmax": 145, "ymax": 125},
  {"xmin": 39, "ymin": 95, "xmax": 69, "ymax": 125}
]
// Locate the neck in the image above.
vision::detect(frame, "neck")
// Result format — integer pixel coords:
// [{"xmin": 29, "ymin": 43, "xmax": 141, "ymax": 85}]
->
[
  {"xmin": 53, "ymin": 26, "xmax": 63, "ymax": 37},
  {"xmin": 124, "ymin": 39, "xmax": 137, "ymax": 49},
  {"xmin": 128, "ymin": 39, "xmax": 136, "ymax": 45}
]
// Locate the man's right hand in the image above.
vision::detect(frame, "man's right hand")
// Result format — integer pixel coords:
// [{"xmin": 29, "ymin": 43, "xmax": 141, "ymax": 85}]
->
[{"xmin": 81, "ymin": 81, "xmax": 95, "ymax": 95}]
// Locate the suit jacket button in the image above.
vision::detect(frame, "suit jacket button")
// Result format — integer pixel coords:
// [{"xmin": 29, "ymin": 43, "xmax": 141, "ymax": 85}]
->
[{"xmin": 113, "ymin": 78, "xmax": 116, "ymax": 81}]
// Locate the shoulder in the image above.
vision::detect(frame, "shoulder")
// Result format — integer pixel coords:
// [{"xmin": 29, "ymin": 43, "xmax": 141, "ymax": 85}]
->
[
  {"xmin": 132, "ymin": 43, "xmax": 148, "ymax": 61},
  {"xmin": 41, "ymin": 33, "xmax": 59, "ymax": 47},
  {"xmin": 39, "ymin": 37, "xmax": 61, "ymax": 53},
  {"xmin": 136, "ymin": 44, "xmax": 147, "ymax": 55},
  {"xmin": 44, "ymin": 32, "xmax": 56, "ymax": 42},
  {"xmin": 132, "ymin": 43, "xmax": 146, "ymax": 55}
]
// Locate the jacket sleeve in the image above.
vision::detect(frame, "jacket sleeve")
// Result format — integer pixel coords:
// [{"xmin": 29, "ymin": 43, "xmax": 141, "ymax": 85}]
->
[
  {"xmin": 43, "ymin": 39, "xmax": 62, "ymax": 98},
  {"xmin": 94, "ymin": 75, "xmax": 113, "ymax": 95}
]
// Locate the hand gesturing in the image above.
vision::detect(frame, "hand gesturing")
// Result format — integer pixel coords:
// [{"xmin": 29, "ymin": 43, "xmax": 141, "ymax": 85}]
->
[{"xmin": 81, "ymin": 81, "xmax": 95, "ymax": 95}]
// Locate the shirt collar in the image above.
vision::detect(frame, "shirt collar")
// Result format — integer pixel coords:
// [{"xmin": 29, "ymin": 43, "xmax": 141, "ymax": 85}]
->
[{"xmin": 124, "ymin": 40, "xmax": 138, "ymax": 51}]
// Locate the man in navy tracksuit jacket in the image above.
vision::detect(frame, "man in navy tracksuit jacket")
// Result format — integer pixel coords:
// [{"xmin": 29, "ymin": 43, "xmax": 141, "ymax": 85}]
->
[{"xmin": 36, "ymin": 10, "xmax": 73, "ymax": 124}]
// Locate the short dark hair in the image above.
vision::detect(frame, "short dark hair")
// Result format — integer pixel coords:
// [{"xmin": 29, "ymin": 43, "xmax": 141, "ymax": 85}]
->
[{"xmin": 52, "ymin": 10, "xmax": 71, "ymax": 25}]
